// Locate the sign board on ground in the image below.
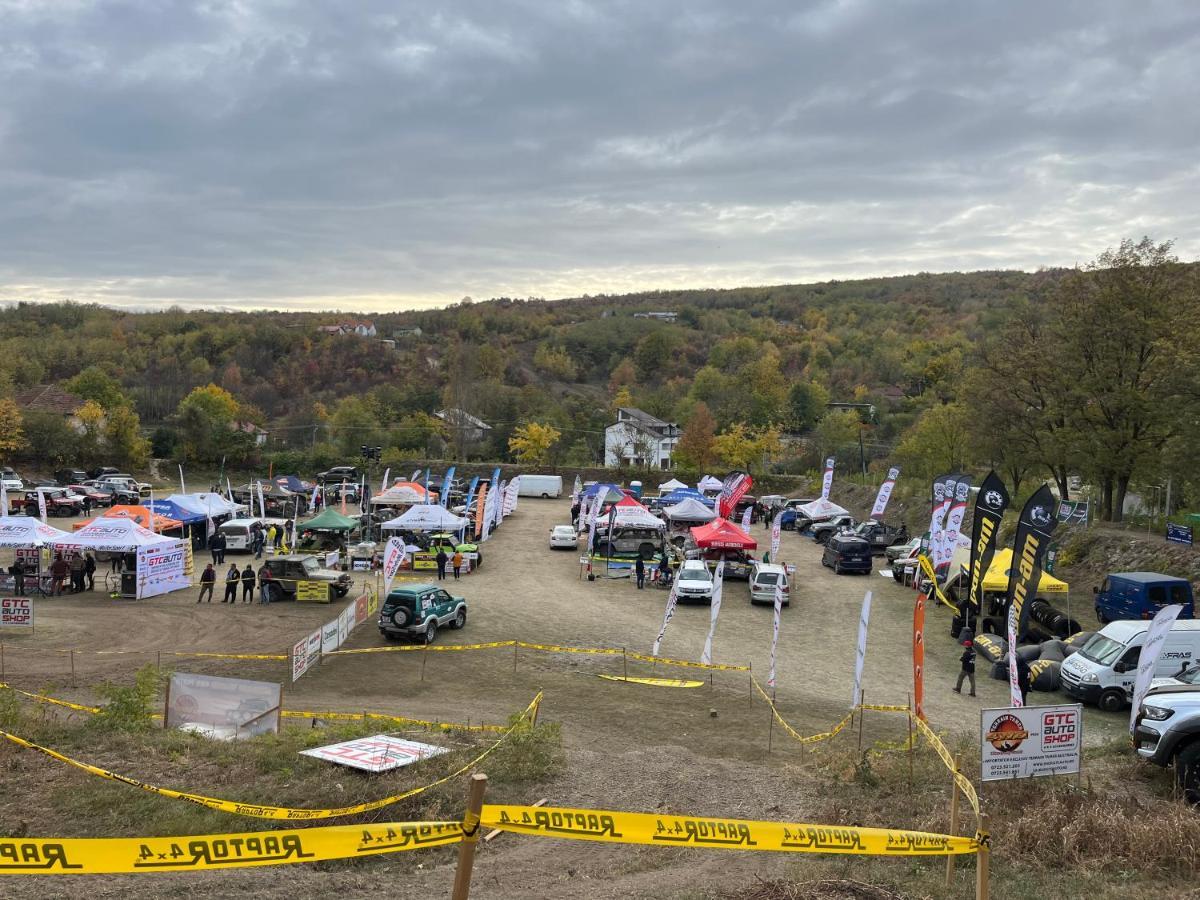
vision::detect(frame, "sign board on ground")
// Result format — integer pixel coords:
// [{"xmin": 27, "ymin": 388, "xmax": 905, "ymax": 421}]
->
[
  {"xmin": 296, "ymin": 581, "xmax": 331, "ymax": 603},
  {"xmin": 980, "ymin": 703, "xmax": 1081, "ymax": 782},
  {"xmin": 1057, "ymin": 501, "xmax": 1089, "ymax": 525},
  {"xmin": 165, "ymin": 672, "xmax": 282, "ymax": 740},
  {"xmin": 0, "ymin": 597, "xmax": 33, "ymax": 629},
  {"xmin": 300, "ymin": 735, "xmax": 449, "ymax": 773},
  {"xmin": 1167, "ymin": 523, "xmax": 1194, "ymax": 545}
]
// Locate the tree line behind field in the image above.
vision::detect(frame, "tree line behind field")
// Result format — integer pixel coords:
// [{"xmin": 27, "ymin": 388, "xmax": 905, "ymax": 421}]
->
[{"xmin": 0, "ymin": 237, "xmax": 1195, "ymax": 522}]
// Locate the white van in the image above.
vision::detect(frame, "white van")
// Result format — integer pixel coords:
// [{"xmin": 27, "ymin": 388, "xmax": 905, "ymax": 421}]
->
[
  {"xmin": 218, "ymin": 518, "xmax": 262, "ymax": 552},
  {"xmin": 1061, "ymin": 619, "xmax": 1200, "ymax": 712},
  {"xmin": 517, "ymin": 475, "xmax": 563, "ymax": 499},
  {"xmin": 750, "ymin": 562, "xmax": 790, "ymax": 605}
]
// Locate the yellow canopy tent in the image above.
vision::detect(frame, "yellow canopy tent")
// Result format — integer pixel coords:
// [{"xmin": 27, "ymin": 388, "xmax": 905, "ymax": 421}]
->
[{"xmin": 981, "ymin": 547, "xmax": 1069, "ymax": 594}]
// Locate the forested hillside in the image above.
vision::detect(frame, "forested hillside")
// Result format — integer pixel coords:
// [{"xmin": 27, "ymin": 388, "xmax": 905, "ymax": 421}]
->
[{"xmin": 0, "ymin": 240, "xmax": 1196, "ymax": 522}]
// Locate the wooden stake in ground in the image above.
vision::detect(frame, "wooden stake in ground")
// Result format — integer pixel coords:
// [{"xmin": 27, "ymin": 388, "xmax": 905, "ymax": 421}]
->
[
  {"xmin": 451, "ymin": 773, "xmax": 489, "ymax": 900},
  {"xmin": 975, "ymin": 812, "xmax": 990, "ymax": 900},
  {"xmin": 907, "ymin": 692, "xmax": 914, "ymax": 788},
  {"xmin": 858, "ymin": 690, "xmax": 865, "ymax": 752},
  {"xmin": 945, "ymin": 752, "xmax": 962, "ymax": 888},
  {"xmin": 767, "ymin": 689, "xmax": 775, "ymax": 753}
]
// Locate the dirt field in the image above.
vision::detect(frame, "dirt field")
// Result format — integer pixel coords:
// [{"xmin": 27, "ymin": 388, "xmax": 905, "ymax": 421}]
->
[{"xmin": 0, "ymin": 500, "xmax": 1137, "ymax": 897}]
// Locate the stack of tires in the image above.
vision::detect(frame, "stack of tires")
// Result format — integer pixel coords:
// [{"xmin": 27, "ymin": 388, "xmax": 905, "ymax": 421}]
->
[{"xmin": 974, "ymin": 630, "xmax": 1093, "ymax": 693}]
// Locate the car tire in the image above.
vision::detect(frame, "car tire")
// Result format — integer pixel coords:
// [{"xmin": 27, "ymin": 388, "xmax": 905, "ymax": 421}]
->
[
  {"xmin": 833, "ymin": 562, "xmax": 842, "ymax": 575},
  {"xmin": 423, "ymin": 620, "xmax": 438, "ymax": 644},
  {"xmin": 1096, "ymin": 608, "xmax": 1109, "ymax": 625},
  {"xmin": 452, "ymin": 608, "xmax": 466, "ymax": 629},
  {"xmin": 1097, "ymin": 688, "xmax": 1126, "ymax": 713},
  {"xmin": 1175, "ymin": 741, "xmax": 1200, "ymax": 806}
]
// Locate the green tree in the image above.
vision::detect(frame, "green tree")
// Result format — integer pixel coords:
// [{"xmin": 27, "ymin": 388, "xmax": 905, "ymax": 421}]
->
[
  {"xmin": 0, "ymin": 398, "xmax": 25, "ymax": 460},
  {"xmin": 175, "ymin": 384, "xmax": 244, "ymax": 463},
  {"xmin": 895, "ymin": 402, "xmax": 974, "ymax": 480},
  {"xmin": 673, "ymin": 402, "xmax": 717, "ymax": 471},
  {"xmin": 65, "ymin": 367, "xmax": 128, "ymax": 409},
  {"xmin": 713, "ymin": 423, "xmax": 756, "ymax": 470},
  {"xmin": 533, "ymin": 344, "xmax": 577, "ymax": 380},
  {"xmin": 788, "ymin": 381, "xmax": 829, "ymax": 431},
  {"xmin": 329, "ymin": 396, "xmax": 380, "ymax": 456},
  {"xmin": 106, "ymin": 405, "xmax": 151, "ymax": 470},
  {"xmin": 20, "ymin": 410, "xmax": 77, "ymax": 466},
  {"xmin": 509, "ymin": 422, "xmax": 562, "ymax": 465},
  {"xmin": 74, "ymin": 400, "xmax": 106, "ymax": 467},
  {"xmin": 814, "ymin": 409, "xmax": 861, "ymax": 457}
]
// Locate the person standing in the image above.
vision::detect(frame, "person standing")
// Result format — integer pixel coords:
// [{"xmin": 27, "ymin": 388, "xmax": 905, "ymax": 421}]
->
[
  {"xmin": 50, "ymin": 555, "xmax": 69, "ymax": 596},
  {"xmin": 452, "ymin": 550, "xmax": 463, "ymax": 580},
  {"xmin": 84, "ymin": 552, "xmax": 96, "ymax": 591},
  {"xmin": 209, "ymin": 532, "xmax": 222, "ymax": 565},
  {"xmin": 258, "ymin": 563, "xmax": 273, "ymax": 604},
  {"xmin": 10, "ymin": 558, "xmax": 25, "ymax": 596},
  {"xmin": 81, "ymin": 493, "xmax": 92, "ymax": 516},
  {"xmin": 435, "ymin": 547, "xmax": 448, "ymax": 581},
  {"xmin": 241, "ymin": 563, "xmax": 255, "ymax": 603},
  {"xmin": 68, "ymin": 553, "xmax": 85, "ymax": 593},
  {"xmin": 110, "ymin": 551, "xmax": 121, "ymax": 573},
  {"xmin": 953, "ymin": 640, "xmax": 976, "ymax": 697},
  {"xmin": 267, "ymin": 524, "xmax": 278, "ymax": 552},
  {"xmin": 252, "ymin": 526, "xmax": 265, "ymax": 559},
  {"xmin": 197, "ymin": 563, "xmax": 216, "ymax": 603},
  {"xmin": 635, "ymin": 555, "xmax": 645, "ymax": 589},
  {"xmin": 222, "ymin": 563, "xmax": 240, "ymax": 603},
  {"xmin": 284, "ymin": 520, "xmax": 294, "ymax": 548}
]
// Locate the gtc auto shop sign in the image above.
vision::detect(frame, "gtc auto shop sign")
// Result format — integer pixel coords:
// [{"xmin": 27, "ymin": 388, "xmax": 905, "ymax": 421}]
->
[{"xmin": 980, "ymin": 704, "xmax": 1082, "ymax": 782}]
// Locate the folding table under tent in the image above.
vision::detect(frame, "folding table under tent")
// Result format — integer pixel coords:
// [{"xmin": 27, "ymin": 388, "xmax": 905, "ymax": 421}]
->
[{"xmin": 51, "ymin": 517, "xmax": 189, "ymax": 600}]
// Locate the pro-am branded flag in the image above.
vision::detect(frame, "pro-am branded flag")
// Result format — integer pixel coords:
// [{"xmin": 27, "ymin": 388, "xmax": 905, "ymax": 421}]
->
[
  {"xmin": 931, "ymin": 474, "xmax": 957, "ymax": 569},
  {"xmin": 852, "ymin": 591, "xmax": 873, "ymax": 707},
  {"xmin": 870, "ymin": 467, "xmax": 900, "ymax": 519},
  {"xmin": 770, "ymin": 511, "xmax": 783, "ymax": 561},
  {"xmin": 1005, "ymin": 483, "xmax": 1061, "ymax": 641},
  {"xmin": 257, "ymin": 480, "xmax": 267, "ymax": 519},
  {"xmin": 439, "ymin": 467, "xmax": 456, "ymax": 508},
  {"xmin": 382, "ymin": 536, "xmax": 408, "ymax": 598},
  {"xmin": 717, "ymin": 471, "xmax": 753, "ymax": 519},
  {"xmin": 937, "ymin": 475, "xmax": 973, "ymax": 572},
  {"xmin": 652, "ymin": 574, "xmax": 681, "ymax": 657},
  {"xmin": 503, "ymin": 476, "xmax": 521, "ymax": 515},
  {"xmin": 700, "ymin": 561, "xmax": 726, "ymax": 665},
  {"xmin": 380, "ymin": 467, "xmax": 391, "ymax": 494},
  {"xmin": 463, "ymin": 476, "xmax": 480, "ymax": 516},
  {"xmin": 410, "ymin": 468, "xmax": 422, "ymax": 483},
  {"xmin": 967, "ymin": 471, "xmax": 1010, "ymax": 612},
  {"xmin": 585, "ymin": 495, "xmax": 599, "ymax": 556},
  {"xmin": 740, "ymin": 506, "xmax": 753, "ymax": 532},
  {"xmin": 310, "ymin": 482, "xmax": 320, "ymax": 510},
  {"xmin": 925, "ymin": 474, "xmax": 951, "ymax": 561},
  {"xmin": 768, "ymin": 579, "xmax": 785, "ymax": 688},
  {"xmin": 37, "ymin": 489, "xmax": 47, "ymax": 522},
  {"xmin": 1007, "ymin": 603, "xmax": 1023, "ymax": 708},
  {"xmin": 1130, "ymin": 603, "xmax": 1186, "ymax": 734},
  {"xmin": 572, "ymin": 475, "xmax": 582, "ymax": 501},
  {"xmin": 820, "ymin": 457, "xmax": 835, "ymax": 501}
]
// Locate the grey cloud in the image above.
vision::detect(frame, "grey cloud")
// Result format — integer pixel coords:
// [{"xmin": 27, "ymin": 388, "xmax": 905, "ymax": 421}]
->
[{"xmin": 0, "ymin": 0, "xmax": 1198, "ymax": 311}]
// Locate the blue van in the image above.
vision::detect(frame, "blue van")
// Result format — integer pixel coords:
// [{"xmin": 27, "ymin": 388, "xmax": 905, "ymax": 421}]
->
[{"xmin": 1094, "ymin": 572, "xmax": 1195, "ymax": 624}]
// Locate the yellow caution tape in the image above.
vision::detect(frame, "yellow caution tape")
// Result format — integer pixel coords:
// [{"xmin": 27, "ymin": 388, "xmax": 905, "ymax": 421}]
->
[
  {"xmin": 596, "ymin": 675, "xmax": 704, "ymax": 688},
  {"xmin": 516, "ymin": 641, "xmax": 623, "ymax": 656},
  {"xmin": 751, "ymin": 677, "xmax": 854, "ymax": 745},
  {"xmin": 0, "ymin": 693, "xmax": 542, "ymax": 821},
  {"xmin": 0, "ymin": 683, "xmax": 100, "ymax": 714},
  {"xmin": 324, "ymin": 640, "xmax": 517, "ymax": 656},
  {"xmin": 0, "ymin": 821, "xmax": 463, "ymax": 875},
  {"xmin": 625, "ymin": 651, "xmax": 750, "ymax": 672},
  {"xmin": 861, "ymin": 704, "xmax": 912, "ymax": 713},
  {"xmin": 279, "ymin": 710, "xmax": 506, "ymax": 733},
  {"xmin": 480, "ymin": 805, "xmax": 980, "ymax": 856},
  {"xmin": 910, "ymin": 714, "xmax": 981, "ymax": 821}
]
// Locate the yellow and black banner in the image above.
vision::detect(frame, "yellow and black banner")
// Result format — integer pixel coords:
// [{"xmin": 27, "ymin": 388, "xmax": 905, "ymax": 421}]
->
[
  {"xmin": 1006, "ymin": 483, "xmax": 1060, "ymax": 641},
  {"xmin": 481, "ymin": 805, "xmax": 979, "ymax": 856},
  {"xmin": 0, "ymin": 821, "xmax": 462, "ymax": 875},
  {"xmin": 966, "ymin": 470, "xmax": 1009, "ymax": 611}
]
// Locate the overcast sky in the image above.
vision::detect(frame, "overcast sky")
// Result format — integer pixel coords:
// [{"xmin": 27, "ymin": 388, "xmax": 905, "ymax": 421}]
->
[{"xmin": 1, "ymin": 1, "xmax": 1197, "ymax": 312}]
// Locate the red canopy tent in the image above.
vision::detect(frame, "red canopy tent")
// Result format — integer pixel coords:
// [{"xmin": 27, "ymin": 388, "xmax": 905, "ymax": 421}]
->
[{"xmin": 689, "ymin": 517, "xmax": 758, "ymax": 550}]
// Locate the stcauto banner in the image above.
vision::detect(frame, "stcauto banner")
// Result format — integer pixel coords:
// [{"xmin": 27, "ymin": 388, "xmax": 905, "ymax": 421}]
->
[{"xmin": 136, "ymin": 539, "xmax": 190, "ymax": 599}]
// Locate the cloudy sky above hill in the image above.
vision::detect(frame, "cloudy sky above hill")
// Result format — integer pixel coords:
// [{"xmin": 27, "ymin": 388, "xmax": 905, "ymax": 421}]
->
[{"xmin": 1, "ymin": 0, "xmax": 1197, "ymax": 311}]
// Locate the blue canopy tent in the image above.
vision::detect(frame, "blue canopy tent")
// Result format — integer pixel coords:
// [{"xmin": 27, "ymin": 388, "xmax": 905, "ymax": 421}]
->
[
  {"xmin": 146, "ymin": 499, "xmax": 206, "ymax": 525},
  {"xmin": 580, "ymin": 482, "xmax": 625, "ymax": 500},
  {"xmin": 659, "ymin": 488, "xmax": 715, "ymax": 507}
]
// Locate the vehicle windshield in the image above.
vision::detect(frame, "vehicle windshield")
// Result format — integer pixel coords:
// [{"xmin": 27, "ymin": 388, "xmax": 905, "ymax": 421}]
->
[
  {"xmin": 1179, "ymin": 667, "xmax": 1200, "ymax": 685},
  {"xmin": 1079, "ymin": 634, "xmax": 1129, "ymax": 666},
  {"xmin": 756, "ymin": 573, "xmax": 780, "ymax": 586},
  {"xmin": 681, "ymin": 566, "xmax": 712, "ymax": 582},
  {"xmin": 302, "ymin": 557, "xmax": 320, "ymax": 574}
]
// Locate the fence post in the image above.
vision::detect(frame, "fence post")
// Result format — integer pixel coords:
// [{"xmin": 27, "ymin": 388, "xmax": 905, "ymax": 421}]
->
[
  {"xmin": 512, "ymin": 642, "xmax": 518, "ymax": 674},
  {"xmin": 907, "ymin": 692, "xmax": 914, "ymax": 788},
  {"xmin": 622, "ymin": 648, "xmax": 628, "ymax": 680},
  {"xmin": 70, "ymin": 649, "xmax": 76, "ymax": 688},
  {"xmin": 451, "ymin": 773, "xmax": 488, "ymax": 900},
  {"xmin": 767, "ymin": 689, "xmax": 775, "ymax": 753},
  {"xmin": 420, "ymin": 643, "xmax": 428, "ymax": 682},
  {"xmin": 945, "ymin": 753, "xmax": 962, "ymax": 888},
  {"xmin": 975, "ymin": 812, "xmax": 990, "ymax": 900},
  {"xmin": 858, "ymin": 690, "xmax": 865, "ymax": 752}
]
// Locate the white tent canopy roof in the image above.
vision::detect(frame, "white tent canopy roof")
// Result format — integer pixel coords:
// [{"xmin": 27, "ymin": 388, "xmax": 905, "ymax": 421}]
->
[
  {"xmin": 381, "ymin": 504, "xmax": 470, "ymax": 531},
  {"xmin": 657, "ymin": 478, "xmax": 688, "ymax": 492},
  {"xmin": 797, "ymin": 498, "xmax": 850, "ymax": 520},
  {"xmin": 697, "ymin": 475, "xmax": 723, "ymax": 491},
  {"xmin": 51, "ymin": 516, "xmax": 176, "ymax": 553},
  {"xmin": 0, "ymin": 516, "xmax": 73, "ymax": 548},
  {"xmin": 662, "ymin": 498, "xmax": 718, "ymax": 523},
  {"xmin": 609, "ymin": 503, "xmax": 666, "ymax": 529},
  {"xmin": 372, "ymin": 485, "xmax": 433, "ymax": 506},
  {"xmin": 167, "ymin": 493, "xmax": 244, "ymax": 517}
]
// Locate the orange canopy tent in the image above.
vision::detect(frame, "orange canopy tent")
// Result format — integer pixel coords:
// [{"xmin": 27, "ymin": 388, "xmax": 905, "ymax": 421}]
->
[
  {"xmin": 689, "ymin": 517, "xmax": 758, "ymax": 550},
  {"xmin": 73, "ymin": 505, "xmax": 184, "ymax": 533}
]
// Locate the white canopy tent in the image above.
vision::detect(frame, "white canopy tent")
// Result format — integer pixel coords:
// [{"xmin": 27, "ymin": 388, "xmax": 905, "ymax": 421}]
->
[
  {"xmin": 167, "ymin": 492, "xmax": 245, "ymax": 518},
  {"xmin": 0, "ymin": 516, "xmax": 72, "ymax": 547},
  {"xmin": 372, "ymin": 485, "xmax": 434, "ymax": 507},
  {"xmin": 609, "ymin": 501, "xmax": 666, "ymax": 529},
  {"xmin": 657, "ymin": 478, "xmax": 688, "ymax": 493},
  {"xmin": 697, "ymin": 475, "xmax": 723, "ymax": 492},
  {"xmin": 51, "ymin": 517, "xmax": 189, "ymax": 600},
  {"xmin": 51, "ymin": 516, "xmax": 176, "ymax": 553},
  {"xmin": 797, "ymin": 498, "xmax": 850, "ymax": 521},
  {"xmin": 381, "ymin": 504, "xmax": 470, "ymax": 532},
  {"xmin": 662, "ymin": 498, "xmax": 718, "ymax": 523}
]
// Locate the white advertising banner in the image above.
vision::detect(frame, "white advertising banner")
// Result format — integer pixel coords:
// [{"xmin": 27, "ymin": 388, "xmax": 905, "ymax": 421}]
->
[
  {"xmin": 37, "ymin": 491, "xmax": 47, "ymax": 523},
  {"xmin": 700, "ymin": 561, "xmax": 725, "ymax": 666},
  {"xmin": 1129, "ymin": 603, "xmax": 1185, "ymax": 734},
  {"xmin": 926, "ymin": 479, "xmax": 949, "ymax": 571},
  {"xmin": 321, "ymin": 618, "xmax": 341, "ymax": 654},
  {"xmin": 651, "ymin": 577, "xmax": 680, "ymax": 657},
  {"xmin": 820, "ymin": 458, "xmax": 835, "ymax": 501},
  {"xmin": 325, "ymin": 550, "xmax": 341, "ymax": 570},
  {"xmin": 337, "ymin": 605, "xmax": 354, "ymax": 647},
  {"xmin": 769, "ymin": 512, "xmax": 782, "ymax": 561},
  {"xmin": 939, "ymin": 478, "xmax": 971, "ymax": 570},
  {"xmin": 292, "ymin": 628, "xmax": 322, "ymax": 682},
  {"xmin": 382, "ymin": 537, "xmax": 407, "ymax": 598},
  {"xmin": 768, "ymin": 581, "xmax": 784, "ymax": 689},
  {"xmin": 136, "ymin": 539, "xmax": 190, "ymax": 599},
  {"xmin": 1007, "ymin": 604, "xmax": 1023, "ymax": 707},
  {"xmin": 165, "ymin": 672, "xmax": 281, "ymax": 740},
  {"xmin": 740, "ymin": 507, "xmax": 752, "ymax": 532},
  {"xmin": 980, "ymin": 704, "xmax": 1082, "ymax": 781},
  {"xmin": 1, "ymin": 596, "xmax": 33, "ymax": 629},
  {"xmin": 301, "ymin": 735, "xmax": 450, "ymax": 773},
  {"xmin": 503, "ymin": 476, "xmax": 521, "ymax": 516},
  {"xmin": 870, "ymin": 467, "xmax": 900, "ymax": 519},
  {"xmin": 852, "ymin": 591, "xmax": 872, "ymax": 707}
]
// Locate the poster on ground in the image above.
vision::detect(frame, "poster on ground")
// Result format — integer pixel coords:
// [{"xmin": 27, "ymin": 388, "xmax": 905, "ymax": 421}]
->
[
  {"xmin": 165, "ymin": 672, "xmax": 282, "ymax": 740},
  {"xmin": 1, "ymin": 597, "xmax": 33, "ymax": 629},
  {"xmin": 292, "ymin": 627, "xmax": 322, "ymax": 682},
  {"xmin": 301, "ymin": 735, "xmax": 449, "ymax": 772},
  {"xmin": 980, "ymin": 704, "xmax": 1082, "ymax": 781},
  {"xmin": 136, "ymin": 539, "xmax": 190, "ymax": 599}
]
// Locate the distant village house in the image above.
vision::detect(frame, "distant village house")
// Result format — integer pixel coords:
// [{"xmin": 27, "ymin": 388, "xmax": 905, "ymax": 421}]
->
[
  {"xmin": 604, "ymin": 407, "xmax": 680, "ymax": 469},
  {"xmin": 13, "ymin": 384, "xmax": 90, "ymax": 433}
]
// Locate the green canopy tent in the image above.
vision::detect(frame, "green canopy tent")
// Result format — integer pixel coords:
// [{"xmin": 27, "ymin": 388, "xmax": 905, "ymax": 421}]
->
[{"xmin": 301, "ymin": 508, "xmax": 361, "ymax": 531}]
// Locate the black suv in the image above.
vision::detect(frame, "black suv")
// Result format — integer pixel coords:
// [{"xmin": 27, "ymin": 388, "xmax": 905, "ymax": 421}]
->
[
  {"xmin": 55, "ymin": 468, "xmax": 89, "ymax": 486},
  {"xmin": 317, "ymin": 465, "xmax": 361, "ymax": 484},
  {"xmin": 821, "ymin": 535, "xmax": 873, "ymax": 575},
  {"xmin": 850, "ymin": 520, "xmax": 908, "ymax": 554}
]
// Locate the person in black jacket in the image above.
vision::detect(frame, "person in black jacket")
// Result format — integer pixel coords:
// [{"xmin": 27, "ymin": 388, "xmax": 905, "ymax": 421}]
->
[
  {"xmin": 222, "ymin": 563, "xmax": 240, "ymax": 603},
  {"xmin": 197, "ymin": 563, "xmax": 216, "ymax": 603},
  {"xmin": 1016, "ymin": 655, "xmax": 1032, "ymax": 706},
  {"xmin": 953, "ymin": 640, "xmax": 976, "ymax": 697},
  {"xmin": 635, "ymin": 555, "xmax": 645, "ymax": 589},
  {"xmin": 241, "ymin": 564, "xmax": 255, "ymax": 603}
]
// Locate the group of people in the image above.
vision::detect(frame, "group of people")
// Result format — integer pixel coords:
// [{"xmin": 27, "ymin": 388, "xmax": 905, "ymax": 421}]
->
[
  {"xmin": 434, "ymin": 547, "xmax": 464, "ymax": 581},
  {"xmin": 209, "ymin": 520, "xmax": 295, "ymax": 563},
  {"xmin": 6, "ymin": 552, "xmax": 97, "ymax": 595},
  {"xmin": 197, "ymin": 562, "xmax": 277, "ymax": 604}
]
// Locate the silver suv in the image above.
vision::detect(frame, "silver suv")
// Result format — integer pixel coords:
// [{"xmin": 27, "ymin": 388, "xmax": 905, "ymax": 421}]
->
[{"xmin": 1134, "ymin": 678, "xmax": 1200, "ymax": 804}]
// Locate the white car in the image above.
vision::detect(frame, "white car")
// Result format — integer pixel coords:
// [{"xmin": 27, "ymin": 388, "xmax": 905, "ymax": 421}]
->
[
  {"xmin": 0, "ymin": 468, "xmax": 22, "ymax": 492},
  {"xmin": 675, "ymin": 560, "xmax": 714, "ymax": 603},
  {"xmin": 549, "ymin": 525, "xmax": 578, "ymax": 550}
]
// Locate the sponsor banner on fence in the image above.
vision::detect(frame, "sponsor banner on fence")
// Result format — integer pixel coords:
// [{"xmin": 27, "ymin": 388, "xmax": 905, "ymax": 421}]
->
[
  {"xmin": 481, "ymin": 805, "xmax": 979, "ymax": 856},
  {"xmin": 1, "ymin": 597, "xmax": 33, "ymax": 629},
  {"xmin": 296, "ymin": 581, "xmax": 330, "ymax": 603},
  {"xmin": 135, "ymin": 539, "xmax": 190, "ymax": 599},
  {"xmin": 980, "ymin": 703, "xmax": 1081, "ymax": 781},
  {"xmin": 321, "ymin": 619, "xmax": 340, "ymax": 654},
  {"xmin": 354, "ymin": 593, "xmax": 369, "ymax": 626},
  {"xmin": 165, "ymin": 672, "xmax": 282, "ymax": 740},
  {"xmin": 338, "ymin": 606, "xmax": 354, "ymax": 647},
  {"xmin": 292, "ymin": 628, "xmax": 322, "ymax": 683}
]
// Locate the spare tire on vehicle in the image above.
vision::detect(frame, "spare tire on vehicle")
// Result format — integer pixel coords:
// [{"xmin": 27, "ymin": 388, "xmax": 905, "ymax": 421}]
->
[
  {"xmin": 1030, "ymin": 659, "xmax": 1062, "ymax": 692},
  {"xmin": 638, "ymin": 542, "xmax": 656, "ymax": 560}
]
